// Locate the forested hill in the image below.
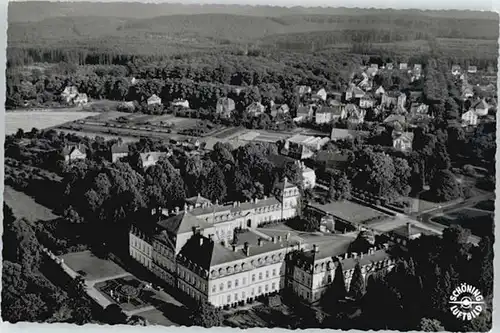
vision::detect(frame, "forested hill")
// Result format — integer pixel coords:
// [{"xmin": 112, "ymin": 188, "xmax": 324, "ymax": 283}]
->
[{"xmin": 8, "ymin": 1, "xmax": 498, "ymax": 23}]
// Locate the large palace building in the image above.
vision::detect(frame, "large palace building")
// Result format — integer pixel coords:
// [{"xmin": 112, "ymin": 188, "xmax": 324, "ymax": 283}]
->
[{"xmin": 129, "ymin": 178, "xmax": 395, "ymax": 308}]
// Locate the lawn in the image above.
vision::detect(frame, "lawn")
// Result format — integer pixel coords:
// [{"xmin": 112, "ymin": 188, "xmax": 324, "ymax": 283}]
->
[
  {"xmin": 4, "ymin": 185, "xmax": 59, "ymax": 222},
  {"xmin": 6, "ymin": 111, "xmax": 98, "ymax": 135},
  {"xmin": 432, "ymin": 208, "xmax": 494, "ymax": 237},
  {"xmin": 60, "ymin": 251, "xmax": 128, "ymax": 281}
]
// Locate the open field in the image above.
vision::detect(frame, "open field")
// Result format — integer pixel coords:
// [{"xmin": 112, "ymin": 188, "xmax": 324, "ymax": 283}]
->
[
  {"xmin": 60, "ymin": 251, "xmax": 128, "ymax": 281},
  {"xmin": 4, "ymin": 185, "xmax": 59, "ymax": 222},
  {"xmin": 6, "ymin": 110, "xmax": 99, "ymax": 135}
]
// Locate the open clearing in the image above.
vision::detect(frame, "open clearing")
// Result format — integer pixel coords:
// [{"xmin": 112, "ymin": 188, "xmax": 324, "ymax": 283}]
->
[
  {"xmin": 4, "ymin": 185, "xmax": 59, "ymax": 222},
  {"xmin": 6, "ymin": 111, "xmax": 98, "ymax": 135},
  {"xmin": 60, "ymin": 251, "xmax": 128, "ymax": 281}
]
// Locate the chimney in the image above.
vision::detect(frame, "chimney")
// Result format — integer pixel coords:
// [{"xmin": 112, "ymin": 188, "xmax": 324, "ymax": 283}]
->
[
  {"xmin": 383, "ymin": 243, "xmax": 389, "ymax": 250},
  {"xmin": 344, "ymin": 253, "xmax": 349, "ymax": 259},
  {"xmin": 272, "ymin": 236, "xmax": 277, "ymax": 244},
  {"xmin": 189, "ymin": 205, "xmax": 194, "ymax": 211},
  {"xmin": 255, "ymin": 198, "xmax": 259, "ymax": 204},
  {"xmin": 313, "ymin": 244, "xmax": 319, "ymax": 253},
  {"xmin": 244, "ymin": 242, "xmax": 250, "ymax": 256},
  {"xmin": 233, "ymin": 202, "xmax": 237, "ymax": 207},
  {"xmin": 258, "ymin": 238, "xmax": 263, "ymax": 247},
  {"xmin": 352, "ymin": 252, "xmax": 358, "ymax": 259},
  {"xmin": 184, "ymin": 203, "xmax": 188, "ymax": 212},
  {"xmin": 286, "ymin": 233, "xmax": 290, "ymax": 241},
  {"xmin": 406, "ymin": 222, "xmax": 412, "ymax": 236},
  {"xmin": 360, "ymin": 252, "xmax": 364, "ymax": 259},
  {"xmin": 277, "ymin": 235, "xmax": 282, "ymax": 242},
  {"xmin": 175, "ymin": 206, "xmax": 180, "ymax": 214},
  {"xmin": 232, "ymin": 245, "xmax": 237, "ymax": 252}
]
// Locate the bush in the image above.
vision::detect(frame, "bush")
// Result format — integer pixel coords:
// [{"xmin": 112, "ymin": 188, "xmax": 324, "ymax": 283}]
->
[{"xmin": 463, "ymin": 164, "xmax": 477, "ymax": 176}]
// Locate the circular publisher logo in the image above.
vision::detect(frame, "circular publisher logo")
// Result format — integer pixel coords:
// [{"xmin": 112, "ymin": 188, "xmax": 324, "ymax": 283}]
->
[{"xmin": 449, "ymin": 283, "xmax": 485, "ymax": 321}]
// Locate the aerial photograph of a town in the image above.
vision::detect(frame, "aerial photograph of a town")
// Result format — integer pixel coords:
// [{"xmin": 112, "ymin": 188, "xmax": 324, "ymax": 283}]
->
[{"xmin": 2, "ymin": 1, "xmax": 497, "ymax": 332}]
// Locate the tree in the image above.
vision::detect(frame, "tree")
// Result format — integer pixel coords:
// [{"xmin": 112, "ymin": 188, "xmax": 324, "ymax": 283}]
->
[
  {"xmin": 102, "ymin": 304, "xmax": 127, "ymax": 325},
  {"xmin": 190, "ymin": 301, "xmax": 223, "ymax": 328},
  {"xmin": 349, "ymin": 262, "xmax": 365, "ymax": 300},
  {"xmin": 326, "ymin": 173, "xmax": 352, "ymax": 202},
  {"xmin": 430, "ymin": 170, "xmax": 462, "ymax": 202},
  {"xmin": 203, "ymin": 166, "xmax": 227, "ymax": 203},
  {"xmin": 419, "ymin": 318, "xmax": 445, "ymax": 331},
  {"xmin": 322, "ymin": 262, "xmax": 346, "ymax": 311}
]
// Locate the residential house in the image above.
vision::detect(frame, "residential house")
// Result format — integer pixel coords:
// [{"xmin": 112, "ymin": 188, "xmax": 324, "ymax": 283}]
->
[
  {"xmin": 313, "ymin": 88, "xmax": 328, "ymax": 102},
  {"xmin": 386, "ymin": 63, "xmax": 394, "ymax": 70},
  {"xmin": 451, "ymin": 65, "xmax": 461, "ymax": 76},
  {"xmin": 285, "ymin": 134, "xmax": 330, "ymax": 157},
  {"xmin": 297, "ymin": 85, "xmax": 312, "ymax": 96},
  {"xmin": 366, "ymin": 67, "xmax": 377, "ymax": 77},
  {"xmin": 296, "ymin": 161, "xmax": 316, "ymax": 189},
  {"xmin": 399, "ymin": 63, "xmax": 408, "ymax": 70},
  {"xmin": 328, "ymin": 91, "xmax": 343, "ymax": 102},
  {"xmin": 370, "ymin": 63, "xmax": 379, "ymax": 70},
  {"xmin": 359, "ymin": 96, "xmax": 375, "ymax": 109},
  {"xmin": 315, "ymin": 105, "xmax": 345, "ymax": 124},
  {"xmin": 384, "ymin": 113, "xmax": 406, "ymax": 124},
  {"xmin": 461, "ymin": 86, "xmax": 474, "ymax": 100},
  {"xmin": 147, "ymin": 94, "xmax": 162, "ymax": 106},
  {"xmin": 140, "ymin": 152, "xmax": 169, "ymax": 170},
  {"xmin": 246, "ymin": 102, "xmax": 266, "ymax": 116},
  {"xmin": 172, "ymin": 99, "xmax": 190, "ymax": 109},
  {"xmin": 216, "ymin": 97, "xmax": 236, "ymax": 118},
  {"xmin": 345, "ymin": 104, "xmax": 365, "ymax": 127},
  {"xmin": 294, "ymin": 105, "xmax": 314, "ymax": 122},
  {"xmin": 413, "ymin": 64, "xmax": 422, "ymax": 72},
  {"xmin": 61, "ymin": 86, "xmax": 79, "ymax": 103},
  {"xmin": 330, "ymin": 128, "xmax": 369, "ymax": 142},
  {"xmin": 392, "ymin": 132, "xmax": 414, "ymax": 152},
  {"xmin": 345, "ymin": 85, "xmax": 365, "ymax": 101},
  {"xmin": 108, "ymin": 143, "xmax": 130, "ymax": 162},
  {"xmin": 119, "ymin": 101, "xmax": 136, "ymax": 112},
  {"xmin": 461, "ymin": 110, "xmax": 478, "ymax": 126},
  {"xmin": 410, "ymin": 103, "xmax": 429, "ymax": 115},
  {"xmin": 271, "ymin": 104, "xmax": 290, "ymax": 117},
  {"xmin": 375, "ymin": 86, "xmax": 386, "ymax": 97},
  {"xmin": 61, "ymin": 143, "xmax": 87, "ymax": 163},
  {"xmin": 473, "ymin": 99, "xmax": 489, "ymax": 116},
  {"xmin": 131, "ymin": 77, "xmax": 137, "ymax": 85},
  {"xmin": 74, "ymin": 93, "xmax": 88, "ymax": 106},
  {"xmin": 467, "ymin": 66, "xmax": 478, "ymax": 74}
]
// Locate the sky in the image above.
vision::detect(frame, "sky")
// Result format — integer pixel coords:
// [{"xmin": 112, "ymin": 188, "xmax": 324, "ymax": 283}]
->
[{"xmin": 6, "ymin": 0, "xmax": 498, "ymax": 11}]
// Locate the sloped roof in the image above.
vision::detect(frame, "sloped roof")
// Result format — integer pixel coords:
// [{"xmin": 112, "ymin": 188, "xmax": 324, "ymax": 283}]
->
[
  {"xmin": 62, "ymin": 143, "xmax": 86, "ymax": 156},
  {"xmin": 384, "ymin": 114, "xmax": 406, "ymax": 124},
  {"xmin": 140, "ymin": 151, "xmax": 167, "ymax": 164},
  {"xmin": 157, "ymin": 211, "xmax": 211, "ymax": 235},
  {"xmin": 474, "ymin": 99, "xmax": 489, "ymax": 109},
  {"xmin": 110, "ymin": 143, "xmax": 129, "ymax": 154},
  {"xmin": 185, "ymin": 194, "xmax": 212, "ymax": 207}
]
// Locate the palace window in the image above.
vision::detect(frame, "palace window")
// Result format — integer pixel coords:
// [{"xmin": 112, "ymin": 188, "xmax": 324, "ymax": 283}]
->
[
  {"xmin": 252, "ymin": 274, "xmax": 256, "ymax": 282},
  {"xmin": 220, "ymin": 283, "xmax": 224, "ymax": 291},
  {"xmin": 272, "ymin": 282, "xmax": 276, "ymax": 290},
  {"xmin": 242, "ymin": 277, "xmax": 246, "ymax": 285},
  {"xmin": 259, "ymin": 272, "xmax": 263, "ymax": 280},
  {"xmin": 234, "ymin": 293, "xmax": 238, "ymax": 301},
  {"xmin": 227, "ymin": 281, "xmax": 232, "ymax": 289},
  {"xmin": 227, "ymin": 295, "xmax": 231, "ymax": 303},
  {"xmin": 235, "ymin": 279, "xmax": 239, "ymax": 287},
  {"xmin": 212, "ymin": 285, "xmax": 216, "ymax": 293},
  {"xmin": 266, "ymin": 271, "xmax": 269, "ymax": 278},
  {"xmin": 258, "ymin": 286, "xmax": 262, "ymax": 294},
  {"xmin": 265, "ymin": 284, "xmax": 269, "ymax": 292},
  {"xmin": 272, "ymin": 269, "xmax": 276, "ymax": 276},
  {"xmin": 242, "ymin": 291, "xmax": 246, "ymax": 299}
]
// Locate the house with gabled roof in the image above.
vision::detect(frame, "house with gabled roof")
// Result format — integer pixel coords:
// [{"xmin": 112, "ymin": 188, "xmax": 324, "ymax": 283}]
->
[
  {"xmin": 451, "ymin": 65, "xmax": 461, "ymax": 76},
  {"xmin": 294, "ymin": 104, "xmax": 314, "ymax": 122},
  {"xmin": 375, "ymin": 86, "xmax": 386, "ymax": 97},
  {"xmin": 216, "ymin": 97, "xmax": 236, "ymax": 118},
  {"xmin": 359, "ymin": 95, "xmax": 375, "ymax": 109},
  {"xmin": 172, "ymin": 99, "xmax": 190, "ymax": 109},
  {"xmin": 313, "ymin": 88, "xmax": 328, "ymax": 102},
  {"xmin": 108, "ymin": 142, "xmax": 130, "ymax": 162},
  {"xmin": 392, "ymin": 131, "xmax": 414, "ymax": 152},
  {"xmin": 147, "ymin": 94, "xmax": 162, "ymax": 106},
  {"xmin": 74, "ymin": 93, "xmax": 88, "ymax": 106},
  {"xmin": 473, "ymin": 99, "xmax": 489, "ymax": 116},
  {"xmin": 461, "ymin": 110, "xmax": 478, "ymax": 126},
  {"xmin": 140, "ymin": 151, "xmax": 169, "ymax": 170},
  {"xmin": 346, "ymin": 85, "xmax": 365, "ymax": 101},
  {"xmin": 246, "ymin": 101, "xmax": 266, "ymax": 116},
  {"xmin": 61, "ymin": 86, "xmax": 79, "ymax": 103},
  {"xmin": 296, "ymin": 85, "xmax": 312, "ymax": 96},
  {"xmin": 61, "ymin": 143, "xmax": 87, "ymax": 163},
  {"xmin": 399, "ymin": 63, "xmax": 408, "ymax": 70}
]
